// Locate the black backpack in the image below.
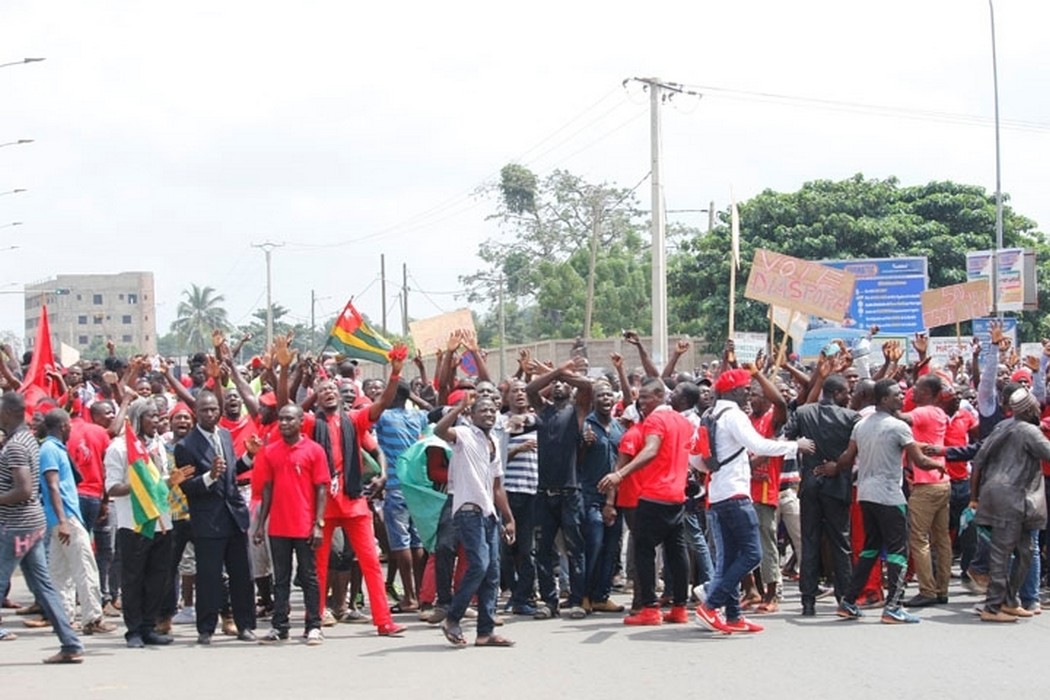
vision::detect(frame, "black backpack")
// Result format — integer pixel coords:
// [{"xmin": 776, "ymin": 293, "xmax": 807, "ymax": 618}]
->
[{"xmin": 694, "ymin": 406, "xmax": 745, "ymax": 473}]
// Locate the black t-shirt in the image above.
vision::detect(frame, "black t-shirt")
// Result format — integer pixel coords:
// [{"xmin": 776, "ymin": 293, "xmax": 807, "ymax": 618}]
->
[{"xmin": 536, "ymin": 403, "xmax": 581, "ymax": 489}]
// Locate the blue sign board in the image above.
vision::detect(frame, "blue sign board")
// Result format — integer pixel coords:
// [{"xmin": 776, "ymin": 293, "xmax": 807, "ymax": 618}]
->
[
  {"xmin": 822, "ymin": 257, "xmax": 928, "ymax": 335},
  {"xmin": 971, "ymin": 316, "xmax": 1018, "ymax": 356}
]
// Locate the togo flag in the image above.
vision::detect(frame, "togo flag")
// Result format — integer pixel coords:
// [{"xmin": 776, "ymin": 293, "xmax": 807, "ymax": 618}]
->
[
  {"xmin": 328, "ymin": 300, "xmax": 392, "ymax": 364},
  {"xmin": 125, "ymin": 421, "xmax": 169, "ymax": 539}
]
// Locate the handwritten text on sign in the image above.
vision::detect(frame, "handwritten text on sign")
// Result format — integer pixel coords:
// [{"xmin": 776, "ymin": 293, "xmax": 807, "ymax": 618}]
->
[
  {"xmin": 744, "ymin": 249, "xmax": 856, "ymax": 321},
  {"xmin": 920, "ymin": 280, "xmax": 991, "ymax": 329}
]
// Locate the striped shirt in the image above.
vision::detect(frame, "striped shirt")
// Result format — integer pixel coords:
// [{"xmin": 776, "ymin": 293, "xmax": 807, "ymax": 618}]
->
[
  {"xmin": 375, "ymin": 408, "xmax": 427, "ymax": 490},
  {"xmin": 504, "ymin": 416, "xmax": 538, "ymax": 494},
  {"xmin": 0, "ymin": 425, "xmax": 46, "ymax": 531}
]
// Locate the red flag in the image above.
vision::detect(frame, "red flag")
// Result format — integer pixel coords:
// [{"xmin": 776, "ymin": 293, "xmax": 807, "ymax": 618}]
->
[{"xmin": 19, "ymin": 305, "xmax": 59, "ymax": 413}]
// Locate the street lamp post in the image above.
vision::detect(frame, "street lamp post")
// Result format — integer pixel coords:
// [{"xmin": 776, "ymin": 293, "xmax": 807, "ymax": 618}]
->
[{"xmin": 988, "ymin": 0, "xmax": 1004, "ymax": 319}]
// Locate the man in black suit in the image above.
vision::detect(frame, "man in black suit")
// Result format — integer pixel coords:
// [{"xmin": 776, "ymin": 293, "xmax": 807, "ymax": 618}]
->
[{"xmin": 175, "ymin": 390, "xmax": 256, "ymax": 644}]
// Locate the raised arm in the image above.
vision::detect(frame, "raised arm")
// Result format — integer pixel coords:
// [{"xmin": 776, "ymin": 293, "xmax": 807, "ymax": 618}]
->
[
  {"xmin": 367, "ymin": 347, "xmax": 407, "ymax": 422},
  {"xmin": 662, "ymin": 338, "xmax": 690, "ymax": 380},
  {"xmin": 623, "ymin": 330, "xmax": 660, "ymax": 379}
]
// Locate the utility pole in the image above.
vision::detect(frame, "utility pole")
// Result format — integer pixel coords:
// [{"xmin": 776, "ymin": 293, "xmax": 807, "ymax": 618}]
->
[
  {"xmin": 310, "ymin": 289, "xmax": 316, "ymax": 342},
  {"xmin": 498, "ymin": 271, "xmax": 506, "ymax": 379},
  {"xmin": 402, "ymin": 263, "xmax": 409, "ymax": 336},
  {"xmin": 708, "ymin": 200, "xmax": 715, "ymax": 235},
  {"xmin": 989, "ymin": 0, "xmax": 1004, "ymax": 318},
  {"xmin": 380, "ymin": 254, "xmax": 387, "ymax": 334},
  {"xmin": 626, "ymin": 77, "xmax": 697, "ymax": 363},
  {"xmin": 251, "ymin": 241, "xmax": 284, "ymax": 349},
  {"xmin": 583, "ymin": 200, "xmax": 602, "ymax": 340}
]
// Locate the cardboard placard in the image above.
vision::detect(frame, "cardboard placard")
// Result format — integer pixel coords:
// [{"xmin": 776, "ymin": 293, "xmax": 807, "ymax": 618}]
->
[
  {"xmin": 744, "ymin": 249, "xmax": 856, "ymax": 321},
  {"xmin": 920, "ymin": 280, "xmax": 991, "ymax": 329},
  {"xmin": 409, "ymin": 308, "xmax": 476, "ymax": 356},
  {"xmin": 732, "ymin": 332, "xmax": 768, "ymax": 365}
]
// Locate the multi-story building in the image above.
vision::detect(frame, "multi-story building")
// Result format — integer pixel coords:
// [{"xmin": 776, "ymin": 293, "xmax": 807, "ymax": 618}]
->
[{"xmin": 25, "ymin": 272, "xmax": 158, "ymax": 356}]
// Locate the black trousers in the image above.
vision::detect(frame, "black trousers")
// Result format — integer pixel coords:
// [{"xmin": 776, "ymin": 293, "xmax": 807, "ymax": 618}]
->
[
  {"xmin": 160, "ymin": 519, "xmax": 194, "ymax": 618},
  {"xmin": 270, "ymin": 536, "xmax": 321, "ymax": 635},
  {"xmin": 799, "ymin": 490, "xmax": 852, "ymax": 602},
  {"xmin": 117, "ymin": 528, "xmax": 173, "ymax": 638},
  {"xmin": 633, "ymin": 499, "xmax": 688, "ymax": 608},
  {"xmin": 195, "ymin": 531, "xmax": 255, "ymax": 635},
  {"xmin": 846, "ymin": 502, "xmax": 907, "ymax": 609}
]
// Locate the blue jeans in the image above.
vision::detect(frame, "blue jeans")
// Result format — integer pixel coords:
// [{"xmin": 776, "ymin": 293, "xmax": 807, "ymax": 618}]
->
[
  {"xmin": 1019, "ymin": 529, "xmax": 1041, "ymax": 607},
  {"xmin": 582, "ymin": 500, "xmax": 623, "ymax": 601},
  {"xmin": 683, "ymin": 510, "xmax": 713, "ymax": 586},
  {"xmin": 706, "ymin": 498, "xmax": 762, "ymax": 621},
  {"xmin": 0, "ymin": 525, "xmax": 83, "ymax": 653},
  {"xmin": 535, "ymin": 490, "xmax": 586, "ymax": 608},
  {"xmin": 448, "ymin": 508, "xmax": 501, "ymax": 636}
]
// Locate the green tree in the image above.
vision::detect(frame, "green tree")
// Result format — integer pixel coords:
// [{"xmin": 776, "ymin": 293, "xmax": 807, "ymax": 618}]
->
[
  {"xmin": 668, "ymin": 175, "xmax": 1047, "ymax": 349},
  {"xmin": 170, "ymin": 284, "xmax": 231, "ymax": 354},
  {"xmin": 464, "ymin": 164, "xmax": 652, "ymax": 343}
]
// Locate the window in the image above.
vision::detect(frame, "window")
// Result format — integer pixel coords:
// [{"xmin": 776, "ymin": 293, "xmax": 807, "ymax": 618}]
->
[
  {"xmin": 92, "ymin": 294, "xmax": 103, "ymax": 304},
  {"xmin": 122, "ymin": 315, "xmax": 132, "ymax": 324},
  {"xmin": 76, "ymin": 294, "xmax": 82, "ymax": 301},
  {"xmin": 78, "ymin": 315, "xmax": 87, "ymax": 325},
  {"xmin": 78, "ymin": 335, "xmax": 88, "ymax": 345},
  {"xmin": 121, "ymin": 335, "xmax": 132, "ymax": 343},
  {"xmin": 93, "ymin": 315, "xmax": 103, "ymax": 325},
  {"xmin": 127, "ymin": 294, "xmax": 138, "ymax": 304},
  {"xmin": 119, "ymin": 293, "xmax": 124, "ymax": 300}
]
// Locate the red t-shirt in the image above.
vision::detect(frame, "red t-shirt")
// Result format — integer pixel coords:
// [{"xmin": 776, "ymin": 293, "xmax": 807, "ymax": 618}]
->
[
  {"xmin": 634, "ymin": 408, "xmax": 691, "ymax": 505},
  {"xmin": 907, "ymin": 404, "xmax": 948, "ymax": 485},
  {"xmin": 68, "ymin": 417, "xmax": 110, "ymax": 499},
  {"xmin": 944, "ymin": 409, "xmax": 978, "ymax": 482},
  {"xmin": 253, "ymin": 437, "xmax": 330, "ymax": 538},
  {"xmin": 301, "ymin": 408, "xmax": 376, "ymax": 519},
  {"xmin": 220, "ymin": 415, "xmax": 258, "ymax": 459},
  {"xmin": 615, "ymin": 423, "xmax": 645, "ymax": 508},
  {"xmin": 749, "ymin": 409, "xmax": 783, "ymax": 507}
]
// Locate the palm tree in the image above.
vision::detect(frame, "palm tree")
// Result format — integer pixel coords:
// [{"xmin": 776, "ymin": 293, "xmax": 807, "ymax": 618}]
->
[{"xmin": 171, "ymin": 284, "xmax": 230, "ymax": 353}]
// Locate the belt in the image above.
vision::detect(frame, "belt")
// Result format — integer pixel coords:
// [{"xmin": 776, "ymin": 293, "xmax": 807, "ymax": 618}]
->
[
  {"xmin": 541, "ymin": 487, "xmax": 579, "ymax": 496},
  {"xmin": 456, "ymin": 503, "xmax": 483, "ymax": 514}
]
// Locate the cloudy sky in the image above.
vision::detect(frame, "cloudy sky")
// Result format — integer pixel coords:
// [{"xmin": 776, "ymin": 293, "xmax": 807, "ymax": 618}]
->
[{"xmin": 2, "ymin": 0, "xmax": 1047, "ymax": 346}]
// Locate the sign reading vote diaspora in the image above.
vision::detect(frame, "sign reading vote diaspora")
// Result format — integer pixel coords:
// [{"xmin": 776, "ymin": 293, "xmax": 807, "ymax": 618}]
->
[
  {"xmin": 744, "ymin": 249, "xmax": 856, "ymax": 321},
  {"xmin": 920, "ymin": 280, "xmax": 991, "ymax": 329}
]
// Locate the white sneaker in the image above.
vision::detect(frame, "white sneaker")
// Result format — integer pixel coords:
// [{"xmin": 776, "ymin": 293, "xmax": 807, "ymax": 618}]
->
[
  {"xmin": 321, "ymin": 609, "xmax": 337, "ymax": 627},
  {"xmin": 172, "ymin": 607, "xmax": 196, "ymax": 625},
  {"xmin": 305, "ymin": 628, "xmax": 324, "ymax": 646}
]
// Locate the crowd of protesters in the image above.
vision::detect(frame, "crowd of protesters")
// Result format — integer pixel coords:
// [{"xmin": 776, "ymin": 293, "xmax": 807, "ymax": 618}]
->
[{"xmin": 1, "ymin": 319, "xmax": 1048, "ymax": 663}]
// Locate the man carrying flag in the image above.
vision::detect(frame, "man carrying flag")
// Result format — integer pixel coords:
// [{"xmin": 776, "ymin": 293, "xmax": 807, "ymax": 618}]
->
[
  {"xmin": 326, "ymin": 300, "xmax": 393, "ymax": 364},
  {"xmin": 19, "ymin": 305, "xmax": 62, "ymax": 417},
  {"xmin": 105, "ymin": 397, "xmax": 193, "ymax": 648}
]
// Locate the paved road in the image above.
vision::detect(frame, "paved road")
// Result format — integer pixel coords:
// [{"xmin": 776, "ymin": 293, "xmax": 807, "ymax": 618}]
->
[{"xmin": 1, "ymin": 571, "xmax": 1045, "ymax": 699}]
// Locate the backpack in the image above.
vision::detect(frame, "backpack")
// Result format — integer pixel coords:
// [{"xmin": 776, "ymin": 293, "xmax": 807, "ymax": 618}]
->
[{"xmin": 692, "ymin": 406, "xmax": 745, "ymax": 473}]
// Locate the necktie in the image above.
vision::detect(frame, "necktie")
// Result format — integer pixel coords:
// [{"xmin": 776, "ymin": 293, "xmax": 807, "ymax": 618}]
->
[{"xmin": 211, "ymin": 431, "xmax": 226, "ymax": 493}]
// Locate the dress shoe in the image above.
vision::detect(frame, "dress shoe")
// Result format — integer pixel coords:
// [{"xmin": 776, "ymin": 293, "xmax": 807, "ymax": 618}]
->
[
  {"xmin": 935, "ymin": 596, "xmax": 949, "ymax": 604},
  {"xmin": 197, "ymin": 632, "xmax": 213, "ymax": 645},
  {"xmin": 236, "ymin": 629, "xmax": 257, "ymax": 642},
  {"xmin": 801, "ymin": 601, "xmax": 816, "ymax": 617},
  {"xmin": 904, "ymin": 594, "xmax": 938, "ymax": 608},
  {"xmin": 979, "ymin": 609, "xmax": 1017, "ymax": 623},
  {"xmin": 589, "ymin": 599, "xmax": 625, "ymax": 613},
  {"xmin": 1001, "ymin": 605, "xmax": 1034, "ymax": 618},
  {"xmin": 126, "ymin": 634, "xmax": 145, "ymax": 649},
  {"xmin": 143, "ymin": 631, "xmax": 173, "ymax": 645}
]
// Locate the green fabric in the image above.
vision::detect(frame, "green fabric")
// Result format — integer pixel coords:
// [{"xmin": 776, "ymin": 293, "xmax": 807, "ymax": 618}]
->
[{"xmin": 395, "ymin": 428, "xmax": 450, "ymax": 552}]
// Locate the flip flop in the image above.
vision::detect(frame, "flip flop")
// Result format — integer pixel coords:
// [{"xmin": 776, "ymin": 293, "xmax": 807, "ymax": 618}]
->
[
  {"xmin": 0, "ymin": 628, "xmax": 17, "ymax": 642},
  {"xmin": 43, "ymin": 651, "xmax": 83, "ymax": 664},
  {"xmin": 389, "ymin": 603, "xmax": 420, "ymax": 615},
  {"xmin": 441, "ymin": 621, "xmax": 467, "ymax": 647},
  {"xmin": 475, "ymin": 635, "xmax": 515, "ymax": 648}
]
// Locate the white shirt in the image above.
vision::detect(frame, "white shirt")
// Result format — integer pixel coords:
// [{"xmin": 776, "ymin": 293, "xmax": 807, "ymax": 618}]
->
[
  {"xmin": 708, "ymin": 399, "xmax": 799, "ymax": 504},
  {"xmin": 104, "ymin": 432, "xmax": 172, "ymax": 532},
  {"xmin": 449, "ymin": 424, "xmax": 503, "ymax": 517}
]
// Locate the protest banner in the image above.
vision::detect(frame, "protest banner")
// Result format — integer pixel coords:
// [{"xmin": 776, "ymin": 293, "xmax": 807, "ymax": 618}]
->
[
  {"xmin": 920, "ymin": 280, "xmax": 991, "ymax": 329},
  {"xmin": 409, "ymin": 308, "xmax": 476, "ymax": 355},
  {"xmin": 744, "ymin": 249, "xmax": 856, "ymax": 322}
]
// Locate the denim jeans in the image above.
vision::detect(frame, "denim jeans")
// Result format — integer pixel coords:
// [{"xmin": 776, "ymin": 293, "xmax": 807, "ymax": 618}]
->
[
  {"xmin": 448, "ymin": 508, "xmax": 501, "ymax": 636},
  {"xmin": 706, "ymin": 498, "xmax": 762, "ymax": 621},
  {"xmin": 1018, "ymin": 529, "xmax": 1040, "ymax": 607},
  {"xmin": 949, "ymin": 480, "xmax": 974, "ymax": 574},
  {"xmin": 535, "ymin": 490, "xmax": 586, "ymax": 608},
  {"xmin": 683, "ymin": 509, "xmax": 713, "ymax": 587},
  {"xmin": 270, "ymin": 536, "xmax": 321, "ymax": 635},
  {"xmin": 581, "ymin": 500, "xmax": 623, "ymax": 601},
  {"xmin": 0, "ymin": 525, "xmax": 83, "ymax": 654},
  {"xmin": 78, "ymin": 495, "xmax": 101, "ymax": 532}
]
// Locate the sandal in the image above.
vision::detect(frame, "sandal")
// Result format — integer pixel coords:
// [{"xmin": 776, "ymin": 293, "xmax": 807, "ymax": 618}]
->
[
  {"xmin": 475, "ymin": 634, "xmax": 515, "ymax": 647},
  {"xmin": 43, "ymin": 651, "xmax": 83, "ymax": 664},
  {"xmin": 441, "ymin": 620, "xmax": 467, "ymax": 647},
  {"xmin": 0, "ymin": 628, "xmax": 16, "ymax": 642},
  {"xmin": 754, "ymin": 599, "xmax": 779, "ymax": 614},
  {"xmin": 389, "ymin": 603, "xmax": 420, "ymax": 615}
]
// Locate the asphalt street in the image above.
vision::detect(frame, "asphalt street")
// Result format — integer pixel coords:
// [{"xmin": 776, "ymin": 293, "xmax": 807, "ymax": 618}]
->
[{"xmin": 1, "ymin": 571, "xmax": 1045, "ymax": 700}]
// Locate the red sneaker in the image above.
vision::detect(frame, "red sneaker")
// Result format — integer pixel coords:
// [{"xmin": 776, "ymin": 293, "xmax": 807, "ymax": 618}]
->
[
  {"xmin": 694, "ymin": 604, "xmax": 732, "ymax": 633},
  {"xmin": 662, "ymin": 606, "xmax": 689, "ymax": 624},
  {"xmin": 724, "ymin": 616, "xmax": 764, "ymax": 633},
  {"xmin": 624, "ymin": 607, "xmax": 663, "ymax": 626},
  {"xmin": 377, "ymin": 622, "xmax": 406, "ymax": 636}
]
